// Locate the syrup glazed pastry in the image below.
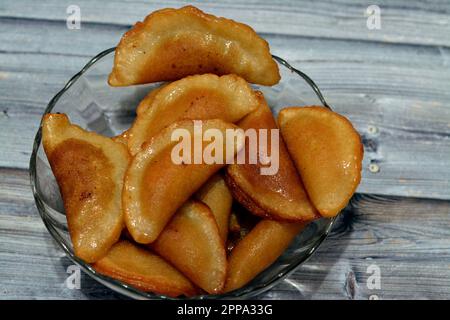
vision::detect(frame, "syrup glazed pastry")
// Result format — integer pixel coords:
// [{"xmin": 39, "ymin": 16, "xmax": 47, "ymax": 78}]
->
[
  {"xmin": 42, "ymin": 114, "xmax": 130, "ymax": 263},
  {"xmin": 127, "ymin": 74, "xmax": 259, "ymax": 155},
  {"xmin": 195, "ymin": 173, "xmax": 233, "ymax": 243},
  {"xmin": 108, "ymin": 6, "xmax": 280, "ymax": 86},
  {"xmin": 112, "ymin": 130, "xmax": 130, "ymax": 146},
  {"xmin": 93, "ymin": 240, "xmax": 198, "ymax": 297},
  {"xmin": 123, "ymin": 119, "xmax": 245, "ymax": 244},
  {"xmin": 151, "ymin": 201, "xmax": 227, "ymax": 294},
  {"xmin": 278, "ymin": 107, "xmax": 363, "ymax": 217},
  {"xmin": 225, "ymin": 219, "xmax": 307, "ymax": 292},
  {"xmin": 226, "ymin": 93, "xmax": 318, "ymax": 222},
  {"xmin": 136, "ymin": 86, "xmax": 163, "ymax": 115}
]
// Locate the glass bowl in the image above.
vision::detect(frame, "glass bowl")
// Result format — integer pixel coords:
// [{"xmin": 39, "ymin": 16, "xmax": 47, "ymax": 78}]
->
[{"xmin": 29, "ymin": 48, "xmax": 336, "ymax": 299}]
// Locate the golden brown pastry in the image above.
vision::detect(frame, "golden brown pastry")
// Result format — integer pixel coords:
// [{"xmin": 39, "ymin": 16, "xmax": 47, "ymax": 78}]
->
[
  {"xmin": 151, "ymin": 201, "xmax": 226, "ymax": 294},
  {"xmin": 278, "ymin": 107, "xmax": 363, "ymax": 217},
  {"xmin": 136, "ymin": 86, "xmax": 164, "ymax": 115},
  {"xmin": 123, "ymin": 119, "xmax": 244, "ymax": 244},
  {"xmin": 93, "ymin": 240, "xmax": 198, "ymax": 297},
  {"xmin": 108, "ymin": 6, "xmax": 280, "ymax": 86},
  {"xmin": 226, "ymin": 93, "xmax": 318, "ymax": 221},
  {"xmin": 42, "ymin": 114, "xmax": 129, "ymax": 263},
  {"xmin": 224, "ymin": 220, "xmax": 307, "ymax": 292},
  {"xmin": 112, "ymin": 130, "xmax": 130, "ymax": 146},
  {"xmin": 195, "ymin": 173, "xmax": 233, "ymax": 242},
  {"xmin": 127, "ymin": 74, "xmax": 259, "ymax": 155}
]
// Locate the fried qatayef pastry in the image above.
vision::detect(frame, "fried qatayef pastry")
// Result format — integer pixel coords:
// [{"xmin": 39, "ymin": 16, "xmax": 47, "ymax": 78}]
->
[
  {"xmin": 136, "ymin": 86, "xmax": 164, "ymax": 115},
  {"xmin": 224, "ymin": 220, "xmax": 306, "ymax": 292},
  {"xmin": 93, "ymin": 241, "xmax": 197, "ymax": 297},
  {"xmin": 127, "ymin": 74, "xmax": 259, "ymax": 155},
  {"xmin": 151, "ymin": 201, "xmax": 227, "ymax": 294},
  {"xmin": 112, "ymin": 130, "xmax": 130, "ymax": 146},
  {"xmin": 124, "ymin": 119, "xmax": 244, "ymax": 244},
  {"xmin": 278, "ymin": 107, "xmax": 363, "ymax": 217},
  {"xmin": 195, "ymin": 173, "xmax": 232, "ymax": 242},
  {"xmin": 108, "ymin": 6, "xmax": 280, "ymax": 86},
  {"xmin": 226, "ymin": 93, "xmax": 318, "ymax": 221},
  {"xmin": 42, "ymin": 114, "xmax": 129, "ymax": 263}
]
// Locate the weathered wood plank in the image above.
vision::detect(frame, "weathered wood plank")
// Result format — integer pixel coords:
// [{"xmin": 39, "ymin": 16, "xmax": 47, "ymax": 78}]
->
[
  {"xmin": 4, "ymin": 94, "xmax": 450, "ymax": 199},
  {"xmin": 0, "ymin": 0, "xmax": 449, "ymax": 47},
  {"xmin": 1, "ymin": 18, "xmax": 449, "ymax": 198},
  {"xmin": 266, "ymin": 194, "xmax": 450, "ymax": 299},
  {"xmin": 2, "ymin": 16, "xmax": 449, "ymax": 67},
  {"xmin": 1, "ymin": 169, "xmax": 449, "ymax": 299},
  {"xmin": 1, "ymin": 0, "xmax": 450, "ymax": 300}
]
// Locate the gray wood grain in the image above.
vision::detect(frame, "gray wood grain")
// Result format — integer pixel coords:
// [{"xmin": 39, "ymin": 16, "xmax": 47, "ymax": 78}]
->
[
  {"xmin": 1, "ymin": 0, "xmax": 449, "ymax": 46},
  {"xmin": 1, "ymin": 169, "xmax": 449, "ymax": 299},
  {"xmin": 1, "ymin": 0, "xmax": 450, "ymax": 300},
  {"xmin": 1, "ymin": 16, "xmax": 449, "ymax": 198}
]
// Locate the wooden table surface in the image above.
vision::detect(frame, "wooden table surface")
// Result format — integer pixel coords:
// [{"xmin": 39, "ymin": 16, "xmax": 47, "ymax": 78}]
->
[{"xmin": 1, "ymin": 0, "xmax": 449, "ymax": 299}]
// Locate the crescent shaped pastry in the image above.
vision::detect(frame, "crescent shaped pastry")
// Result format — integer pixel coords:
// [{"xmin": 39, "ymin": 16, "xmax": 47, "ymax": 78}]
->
[
  {"xmin": 278, "ymin": 107, "xmax": 363, "ymax": 217},
  {"xmin": 151, "ymin": 201, "xmax": 227, "ymax": 294},
  {"xmin": 127, "ymin": 74, "xmax": 259, "ymax": 155},
  {"xmin": 42, "ymin": 114, "xmax": 130, "ymax": 263},
  {"xmin": 195, "ymin": 173, "xmax": 233, "ymax": 242},
  {"xmin": 226, "ymin": 93, "xmax": 318, "ymax": 221},
  {"xmin": 108, "ymin": 6, "xmax": 280, "ymax": 86},
  {"xmin": 93, "ymin": 240, "xmax": 198, "ymax": 297},
  {"xmin": 123, "ymin": 119, "xmax": 245, "ymax": 244},
  {"xmin": 224, "ymin": 220, "xmax": 307, "ymax": 292}
]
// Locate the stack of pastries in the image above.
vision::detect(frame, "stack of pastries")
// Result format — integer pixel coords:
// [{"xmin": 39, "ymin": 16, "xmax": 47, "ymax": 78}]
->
[{"xmin": 42, "ymin": 6, "xmax": 363, "ymax": 297}]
